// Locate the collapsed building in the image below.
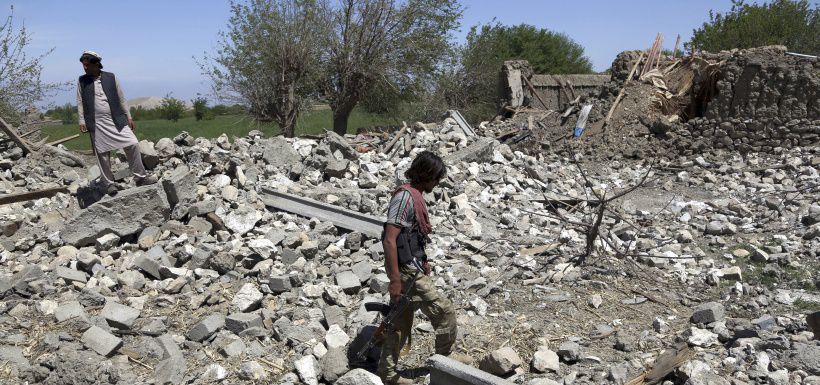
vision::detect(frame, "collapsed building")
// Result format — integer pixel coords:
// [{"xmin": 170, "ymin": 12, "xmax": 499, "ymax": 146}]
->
[{"xmin": 0, "ymin": 46, "xmax": 817, "ymax": 385}]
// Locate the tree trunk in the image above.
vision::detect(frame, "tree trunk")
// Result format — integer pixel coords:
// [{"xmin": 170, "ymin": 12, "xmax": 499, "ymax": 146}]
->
[{"xmin": 332, "ymin": 105, "xmax": 353, "ymax": 135}]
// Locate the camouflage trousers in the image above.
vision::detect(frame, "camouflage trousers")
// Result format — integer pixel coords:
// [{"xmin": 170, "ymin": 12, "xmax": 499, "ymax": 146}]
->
[{"xmin": 377, "ymin": 263, "xmax": 458, "ymax": 384}]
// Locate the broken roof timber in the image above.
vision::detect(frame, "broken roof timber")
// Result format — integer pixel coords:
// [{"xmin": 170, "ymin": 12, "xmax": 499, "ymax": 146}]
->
[{"xmin": 260, "ymin": 188, "xmax": 385, "ymax": 238}]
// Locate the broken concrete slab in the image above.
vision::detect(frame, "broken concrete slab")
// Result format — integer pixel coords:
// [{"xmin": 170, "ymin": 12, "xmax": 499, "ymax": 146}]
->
[
  {"xmin": 155, "ymin": 334, "xmax": 186, "ymax": 384},
  {"xmin": 262, "ymin": 136, "xmax": 300, "ymax": 167},
  {"xmin": 101, "ymin": 301, "xmax": 141, "ymax": 329},
  {"xmin": 61, "ymin": 184, "xmax": 171, "ymax": 246},
  {"xmin": 225, "ymin": 313, "xmax": 263, "ymax": 334},
  {"xmin": 429, "ymin": 354, "xmax": 516, "ymax": 385},
  {"xmin": 261, "ymin": 188, "xmax": 384, "ymax": 238},
  {"xmin": 446, "ymin": 137, "xmax": 498, "ymax": 165},
  {"xmin": 82, "ymin": 325, "xmax": 123, "ymax": 357},
  {"xmin": 187, "ymin": 313, "xmax": 225, "ymax": 342}
]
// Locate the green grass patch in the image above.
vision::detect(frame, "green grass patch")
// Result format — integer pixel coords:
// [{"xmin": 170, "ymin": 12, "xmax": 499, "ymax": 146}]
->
[{"xmin": 43, "ymin": 109, "xmax": 399, "ymax": 151}]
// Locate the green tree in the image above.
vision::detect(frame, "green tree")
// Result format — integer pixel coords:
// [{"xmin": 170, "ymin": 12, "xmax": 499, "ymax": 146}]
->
[
  {"xmin": 688, "ymin": 0, "xmax": 819, "ymax": 54},
  {"xmin": 159, "ymin": 94, "xmax": 186, "ymax": 122},
  {"xmin": 192, "ymin": 95, "xmax": 208, "ymax": 121},
  {"xmin": 0, "ymin": 8, "xmax": 61, "ymax": 124},
  {"xmin": 201, "ymin": 0, "xmax": 329, "ymax": 137},
  {"xmin": 46, "ymin": 103, "xmax": 77, "ymax": 125},
  {"xmin": 323, "ymin": 0, "xmax": 462, "ymax": 134},
  {"xmin": 437, "ymin": 22, "xmax": 593, "ymax": 122}
]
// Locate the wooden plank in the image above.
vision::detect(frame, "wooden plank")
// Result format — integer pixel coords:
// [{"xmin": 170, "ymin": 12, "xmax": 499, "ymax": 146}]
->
[
  {"xmin": 672, "ymin": 34, "xmax": 681, "ymax": 59},
  {"xmin": 0, "ymin": 116, "xmax": 33, "ymax": 154},
  {"xmin": 381, "ymin": 122, "xmax": 407, "ymax": 153},
  {"xmin": 48, "ymin": 134, "xmax": 80, "ymax": 146},
  {"xmin": 0, "ymin": 186, "xmax": 68, "ymax": 205},
  {"xmin": 521, "ymin": 75, "xmax": 550, "ymax": 110},
  {"xmin": 19, "ymin": 127, "xmax": 43, "ymax": 138}
]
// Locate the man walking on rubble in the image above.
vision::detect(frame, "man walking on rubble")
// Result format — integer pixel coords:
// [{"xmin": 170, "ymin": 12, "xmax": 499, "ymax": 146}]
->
[
  {"xmin": 378, "ymin": 151, "xmax": 471, "ymax": 385},
  {"xmin": 77, "ymin": 51, "xmax": 156, "ymax": 195}
]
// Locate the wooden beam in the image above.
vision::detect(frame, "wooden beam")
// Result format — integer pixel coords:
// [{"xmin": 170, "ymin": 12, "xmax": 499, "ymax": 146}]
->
[
  {"xmin": 381, "ymin": 122, "xmax": 408, "ymax": 153},
  {"xmin": 0, "ymin": 116, "xmax": 33, "ymax": 154},
  {"xmin": 48, "ymin": 134, "xmax": 80, "ymax": 146},
  {"xmin": 521, "ymin": 75, "xmax": 550, "ymax": 110},
  {"xmin": 19, "ymin": 127, "xmax": 43, "ymax": 138},
  {"xmin": 0, "ymin": 186, "xmax": 68, "ymax": 205},
  {"xmin": 672, "ymin": 34, "xmax": 681, "ymax": 59}
]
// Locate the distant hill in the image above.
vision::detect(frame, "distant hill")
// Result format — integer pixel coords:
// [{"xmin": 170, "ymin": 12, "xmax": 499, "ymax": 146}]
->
[{"xmin": 127, "ymin": 96, "xmax": 193, "ymax": 110}]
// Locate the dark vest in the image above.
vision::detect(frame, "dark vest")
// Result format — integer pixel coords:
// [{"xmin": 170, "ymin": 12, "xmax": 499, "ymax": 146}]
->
[{"xmin": 78, "ymin": 71, "xmax": 128, "ymax": 132}]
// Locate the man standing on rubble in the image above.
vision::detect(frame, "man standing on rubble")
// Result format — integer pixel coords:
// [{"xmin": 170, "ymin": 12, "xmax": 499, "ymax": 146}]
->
[
  {"xmin": 378, "ymin": 151, "xmax": 470, "ymax": 385},
  {"xmin": 77, "ymin": 51, "xmax": 156, "ymax": 195}
]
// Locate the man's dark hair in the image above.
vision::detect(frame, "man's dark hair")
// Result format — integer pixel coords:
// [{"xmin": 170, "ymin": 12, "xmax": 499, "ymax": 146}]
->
[
  {"xmin": 405, "ymin": 151, "xmax": 446, "ymax": 185},
  {"xmin": 79, "ymin": 54, "xmax": 103, "ymax": 69}
]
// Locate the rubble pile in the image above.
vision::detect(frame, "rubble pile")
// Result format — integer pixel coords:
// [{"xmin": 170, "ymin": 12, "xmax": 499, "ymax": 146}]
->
[{"xmin": 0, "ymin": 116, "xmax": 817, "ymax": 385}]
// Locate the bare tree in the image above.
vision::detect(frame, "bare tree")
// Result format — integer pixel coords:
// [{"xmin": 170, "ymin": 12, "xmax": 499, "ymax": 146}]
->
[
  {"xmin": 200, "ymin": 0, "xmax": 329, "ymax": 137},
  {"xmin": 324, "ymin": 0, "xmax": 461, "ymax": 134},
  {"xmin": 0, "ymin": 7, "xmax": 61, "ymax": 124}
]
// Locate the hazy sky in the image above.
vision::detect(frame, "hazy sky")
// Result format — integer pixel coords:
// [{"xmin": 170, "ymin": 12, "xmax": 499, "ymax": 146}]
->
[{"xmin": 5, "ymin": 0, "xmax": 745, "ymax": 107}]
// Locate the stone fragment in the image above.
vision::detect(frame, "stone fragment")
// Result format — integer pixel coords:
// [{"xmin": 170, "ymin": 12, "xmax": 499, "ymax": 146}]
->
[
  {"xmin": 187, "ymin": 313, "xmax": 225, "ymax": 342},
  {"xmin": 155, "ymin": 334, "xmax": 186, "ymax": 384},
  {"xmin": 325, "ymin": 131, "xmax": 358, "ymax": 160},
  {"xmin": 226, "ymin": 313, "xmax": 264, "ymax": 334},
  {"xmin": 588, "ymin": 294, "xmax": 603, "ymax": 309},
  {"xmin": 531, "ymin": 348, "xmax": 559, "ymax": 373},
  {"xmin": 446, "ymin": 137, "xmax": 498, "ymax": 164},
  {"xmin": 95, "ymin": 233, "xmax": 120, "ymax": 251},
  {"xmin": 479, "ymin": 346, "xmax": 523, "ymax": 375},
  {"xmin": 320, "ymin": 347, "xmax": 349, "ymax": 382},
  {"xmin": 239, "ymin": 361, "xmax": 267, "ymax": 381},
  {"xmin": 691, "ymin": 302, "xmax": 725, "ymax": 324},
  {"xmin": 351, "ymin": 260, "xmax": 372, "ymax": 283},
  {"xmin": 557, "ymin": 341, "xmax": 581, "ymax": 363},
  {"xmin": 325, "ymin": 324, "xmax": 350, "ymax": 349},
  {"xmin": 55, "ymin": 266, "xmax": 87, "ymax": 284},
  {"xmin": 0, "ymin": 265, "xmax": 43, "ymax": 293},
  {"xmin": 55, "ymin": 301, "xmax": 86, "ymax": 322},
  {"xmin": 687, "ymin": 327, "xmax": 719, "ymax": 347},
  {"xmin": 82, "ymin": 326, "xmax": 123, "ymax": 357},
  {"xmin": 200, "ymin": 364, "xmax": 227, "ymax": 381},
  {"xmin": 162, "ymin": 165, "xmax": 197, "ymax": 215},
  {"xmin": 720, "ymin": 266, "xmax": 742, "ymax": 281},
  {"xmin": 294, "ymin": 355, "xmax": 319, "ymax": 385},
  {"xmin": 232, "ymin": 283, "xmax": 263, "ymax": 312},
  {"xmin": 138, "ymin": 226, "xmax": 162, "ymax": 249},
  {"xmin": 270, "ymin": 275, "xmax": 293, "ymax": 294},
  {"xmin": 61, "ymin": 184, "xmax": 171, "ymax": 246},
  {"xmin": 705, "ymin": 221, "xmax": 737, "ymax": 235},
  {"xmin": 334, "ymin": 368, "xmax": 382, "ymax": 385},
  {"xmin": 155, "ymin": 138, "xmax": 177, "ymax": 158},
  {"xmin": 139, "ymin": 140, "xmax": 160, "ymax": 169},
  {"xmin": 101, "ymin": 301, "xmax": 141, "ymax": 329},
  {"xmin": 336, "ymin": 270, "xmax": 361, "ymax": 294},
  {"xmin": 222, "ymin": 205, "xmax": 262, "ymax": 235}
]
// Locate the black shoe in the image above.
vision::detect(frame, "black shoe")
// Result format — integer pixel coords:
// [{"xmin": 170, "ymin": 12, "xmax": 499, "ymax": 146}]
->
[{"xmin": 135, "ymin": 175, "xmax": 158, "ymax": 186}]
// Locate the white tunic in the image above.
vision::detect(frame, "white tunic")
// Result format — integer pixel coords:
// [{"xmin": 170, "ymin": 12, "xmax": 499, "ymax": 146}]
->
[{"xmin": 77, "ymin": 76, "xmax": 138, "ymax": 153}]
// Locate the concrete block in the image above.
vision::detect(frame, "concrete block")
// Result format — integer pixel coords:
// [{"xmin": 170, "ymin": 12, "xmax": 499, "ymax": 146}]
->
[
  {"xmin": 187, "ymin": 313, "xmax": 225, "ymax": 342},
  {"xmin": 61, "ymin": 184, "xmax": 171, "ymax": 246},
  {"xmin": 82, "ymin": 326, "xmax": 123, "ymax": 357},
  {"xmin": 335, "ymin": 270, "xmax": 361, "ymax": 294},
  {"xmin": 429, "ymin": 354, "xmax": 516, "ymax": 385},
  {"xmin": 161, "ymin": 165, "xmax": 196, "ymax": 206},
  {"xmin": 446, "ymin": 137, "xmax": 498, "ymax": 165},
  {"xmin": 225, "ymin": 313, "xmax": 263, "ymax": 334},
  {"xmin": 101, "ymin": 301, "xmax": 141, "ymax": 329},
  {"xmin": 55, "ymin": 266, "xmax": 87, "ymax": 284},
  {"xmin": 55, "ymin": 301, "xmax": 86, "ymax": 322},
  {"xmin": 691, "ymin": 302, "xmax": 725, "ymax": 324}
]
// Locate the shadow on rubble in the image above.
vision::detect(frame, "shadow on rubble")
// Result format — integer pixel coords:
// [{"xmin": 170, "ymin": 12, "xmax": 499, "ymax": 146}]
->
[{"xmin": 75, "ymin": 181, "xmax": 107, "ymax": 209}]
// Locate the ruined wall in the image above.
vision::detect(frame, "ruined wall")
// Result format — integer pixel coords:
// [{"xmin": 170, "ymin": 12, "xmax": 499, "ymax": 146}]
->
[
  {"xmin": 674, "ymin": 46, "xmax": 820, "ymax": 154},
  {"xmin": 530, "ymin": 74, "xmax": 611, "ymax": 110}
]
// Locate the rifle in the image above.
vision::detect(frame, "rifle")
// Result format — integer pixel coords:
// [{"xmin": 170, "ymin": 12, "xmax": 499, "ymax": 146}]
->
[{"xmin": 356, "ymin": 261, "xmax": 423, "ymax": 361}]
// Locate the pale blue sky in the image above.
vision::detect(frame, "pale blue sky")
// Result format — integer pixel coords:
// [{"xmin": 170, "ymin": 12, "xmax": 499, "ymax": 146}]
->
[{"xmin": 4, "ymin": 0, "xmax": 746, "ymax": 106}]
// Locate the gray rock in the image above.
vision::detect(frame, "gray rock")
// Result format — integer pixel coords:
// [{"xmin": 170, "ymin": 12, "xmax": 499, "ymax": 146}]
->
[
  {"xmin": 270, "ymin": 275, "xmax": 293, "ymax": 294},
  {"xmin": 325, "ymin": 131, "xmax": 358, "ymax": 160},
  {"xmin": 94, "ymin": 233, "xmax": 120, "ymax": 251},
  {"xmin": 118, "ymin": 270, "xmax": 146, "ymax": 289},
  {"xmin": 226, "ymin": 313, "xmax": 264, "ymax": 334},
  {"xmin": 446, "ymin": 137, "xmax": 498, "ymax": 164},
  {"xmin": 101, "ymin": 301, "xmax": 141, "ymax": 329},
  {"xmin": 691, "ymin": 302, "xmax": 725, "ymax": 324},
  {"xmin": 155, "ymin": 334, "xmax": 186, "ymax": 385},
  {"xmin": 154, "ymin": 138, "xmax": 177, "ymax": 158},
  {"xmin": 187, "ymin": 313, "xmax": 225, "ymax": 342},
  {"xmin": 161, "ymin": 165, "xmax": 196, "ymax": 211},
  {"xmin": 320, "ymin": 347, "xmax": 349, "ymax": 382},
  {"xmin": 134, "ymin": 246, "xmax": 174, "ymax": 280},
  {"xmin": 336, "ymin": 270, "xmax": 361, "ymax": 294},
  {"xmin": 370, "ymin": 273, "xmax": 390, "ymax": 293},
  {"xmin": 139, "ymin": 140, "xmax": 160, "ymax": 169},
  {"xmin": 55, "ymin": 266, "xmax": 87, "ymax": 284},
  {"xmin": 351, "ymin": 260, "xmax": 372, "ymax": 283},
  {"xmin": 531, "ymin": 348, "xmax": 559, "ymax": 373},
  {"xmin": 219, "ymin": 337, "xmax": 247, "ymax": 357},
  {"xmin": 82, "ymin": 325, "xmax": 123, "ymax": 357},
  {"xmin": 238, "ymin": 361, "xmax": 267, "ymax": 381},
  {"xmin": 262, "ymin": 137, "xmax": 300, "ymax": 167},
  {"xmin": 752, "ymin": 315, "xmax": 777, "ymax": 331},
  {"xmin": 479, "ymin": 346, "xmax": 523, "ymax": 375},
  {"xmin": 705, "ymin": 221, "xmax": 737, "ymax": 235},
  {"xmin": 334, "ymin": 368, "xmax": 382, "ymax": 385},
  {"xmin": 0, "ymin": 345, "xmax": 28, "ymax": 367},
  {"xmin": 232, "ymin": 283, "xmax": 263, "ymax": 312},
  {"xmin": 783, "ymin": 343, "xmax": 820, "ymax": 375},
  {"xmin": 325, "ymin": 159, "xmax": 350, "ymax": 178},
  {"xmin": 222, "ymin": 205, "xmax": 262, "ymax": 235},
  {"xmin": 138, "ymin": 226, "xmax": 162, "ymax": 249},
  {"xmin": 608, "ymin": 363, "xmax": 630, "ymax": 385},
  {"xmin": 557, "ymin": 341, "xmax": 581, "ymax": 363},
  {"xmin": 0, "ymin": 265, "xmax": 43, "ymax": 293},
  {"xmin": 294, "ymin": 355, "xmax": 319, "ymax": 385},
  {"xmin": 55, "ymin": 301, "xmax": 86, "ymax": 322},
  {"xmin": 61, "ymin": 184, "xmax": 171, "ymax": 246}
]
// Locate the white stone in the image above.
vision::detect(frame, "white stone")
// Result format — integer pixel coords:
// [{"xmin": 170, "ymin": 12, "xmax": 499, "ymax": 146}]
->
[
  {"xmin": 687, "ymin": 327, "xmax": 719, "ymax": 347},
  {"xmin": 294, "ymin": 355, "xmax": 319, "ymax": 385},
  {"xmin": 325, "ymin": 324, "xmax": 350, "ymax": 350},
  {"xmin": 232, "ymin": 283, "xmax": 263, "ymax": 312},
  {"xmin": 531, "ymin": 348, "xmax": 560, "ymax": 373}
]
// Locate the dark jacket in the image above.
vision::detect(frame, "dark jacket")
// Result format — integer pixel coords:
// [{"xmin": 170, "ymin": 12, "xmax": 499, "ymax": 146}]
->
[{"xmin": 78, "ymin": 71, "xmax": 128, "ymax": 132}]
